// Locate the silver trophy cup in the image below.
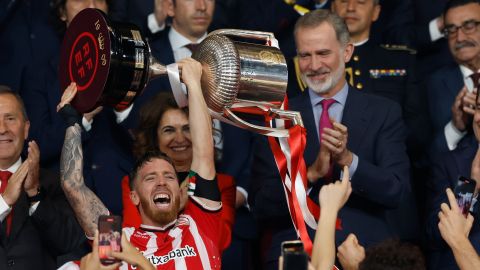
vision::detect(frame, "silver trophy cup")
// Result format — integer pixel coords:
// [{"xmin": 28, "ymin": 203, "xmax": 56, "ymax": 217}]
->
[
  {"xmin": 60, "ymin": 9, "xmax": 302, "ymax": 137},
  {"xmin": 157, "ymin": 29, "xmax": 303, "ymax": 137}
]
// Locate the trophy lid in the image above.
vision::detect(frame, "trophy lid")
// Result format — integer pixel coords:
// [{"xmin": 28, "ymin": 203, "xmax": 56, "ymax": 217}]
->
[{"xmin": 59, "ymin": 8, "xmax": 111, "ymax": 113}]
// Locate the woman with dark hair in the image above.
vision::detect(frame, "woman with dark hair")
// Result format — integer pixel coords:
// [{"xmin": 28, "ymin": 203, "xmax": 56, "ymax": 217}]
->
[
  {"xmin": 132, "ymin": 93, "xmax": 190, "ymax": 166},
  {"xmin": 121, "ymin": 92, "xmax": 236, "ymax": 252}
]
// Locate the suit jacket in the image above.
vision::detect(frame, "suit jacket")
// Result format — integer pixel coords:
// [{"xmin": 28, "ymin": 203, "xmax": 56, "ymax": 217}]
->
[
  {"xmin": 108, "ymin": 0, "xmax": 153, "ymax": 36},
  {"xmin": 0, "ymin": 169, "xmax": 86, "ymax": 270},
  {"xmin": 425, "ymin": 135, "xmax": 480, "ymax": 270},
  {"xmin": 426, "ymin": 64, "xmax": 465, "ymax": 157},
  {"xmin": 412, "ymin": 0, "xmax": 454, "ymax": 79},
  {"xmin": 249, "ymin": 86, "xmax": 411, "ymax": 266},
  {"xmin": 0, "ymin": 0, "xmax": 58, "ymax": 91},
  {"xmin": 21, "ymin": 56, "xmax": 67, "ymax": 169}
]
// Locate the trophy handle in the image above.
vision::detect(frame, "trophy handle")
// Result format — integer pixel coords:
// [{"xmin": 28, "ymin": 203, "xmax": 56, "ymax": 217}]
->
[
  {"xmin": 208, "ymin": 29, "xmax": 279, "ymax": 48},
  {"xmin": 212, "ymin": 104, "xmax": 303, "ymax": 138}
]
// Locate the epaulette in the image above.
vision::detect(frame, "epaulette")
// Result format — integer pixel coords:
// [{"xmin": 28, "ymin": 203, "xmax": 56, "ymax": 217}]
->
[{"xmin": 380, "ymin": 44, "xmax": 417, "ymax": 55}]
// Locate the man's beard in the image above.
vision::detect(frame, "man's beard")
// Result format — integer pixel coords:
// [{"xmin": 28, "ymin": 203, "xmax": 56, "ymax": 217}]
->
[
  {"xmin": 140, "ymin": 194, "xmax": 181, "ymax": 226},
  {"xmin": 302, "ymin": 59, "xmax": 345, "ymax": 94}
]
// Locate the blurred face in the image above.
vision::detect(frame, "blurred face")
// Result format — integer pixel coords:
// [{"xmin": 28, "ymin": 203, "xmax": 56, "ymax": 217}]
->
[
  {"xmin": 61, "ymin": 0, "xmax": 108, "ymax": 27},
  {"xmin": 331, "ymin": 0, "xmax": 380, "ymax": 42},
  {"xmin": 167, "ymin": 0, "xmax": 215, "ymax": 41},
  {"xmin": 295, "ymin": 23, "xmax": 353, "ymax": 96},
  {"xmin": 157, "ymin": 109, "xmax": 192, "ymax": 169},
  {"xmin": 444, "ymin": 3, "xmax": 480, "ymax": 69},
  {"xmin": 130, "ymin": 158, "xmax": 182, "ymax": 226},
  {"xmin": 0, "ymin": 94, "xmax": 29, "ymax": 169}
]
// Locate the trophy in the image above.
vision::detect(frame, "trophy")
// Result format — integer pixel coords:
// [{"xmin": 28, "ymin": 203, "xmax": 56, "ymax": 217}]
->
[{"xmin": 59, "ymin": 8, "xmax": 302, "ymax": 137}]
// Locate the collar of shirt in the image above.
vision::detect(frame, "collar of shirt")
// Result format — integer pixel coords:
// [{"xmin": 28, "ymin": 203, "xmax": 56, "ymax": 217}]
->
[
  {"xmin": 0, "ymin": 158, "xmax": 21, "ymax": 174},
  {"xmin": 168, "ymin": 27, "xmax": 207, "ymax": 61},
  {"xmin": 308, "ymin": 81, "xmax": 349, "ymax": 133},
  {"xmin": 140, "ymin": 219, "xmax": 177, "ymax": 232},
  {"xmin": 353, "ymin": 38, "xmax": 369, "ymax": 47},
  {"xmin": 460, "ymin": 65, "xmax": 475, "ymax": 92}
]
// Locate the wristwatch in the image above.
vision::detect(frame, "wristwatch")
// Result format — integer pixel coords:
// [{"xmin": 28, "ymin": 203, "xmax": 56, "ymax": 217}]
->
[{"xmin": 27, "ymin": 187, "xmax": 45, "ymax": 203}]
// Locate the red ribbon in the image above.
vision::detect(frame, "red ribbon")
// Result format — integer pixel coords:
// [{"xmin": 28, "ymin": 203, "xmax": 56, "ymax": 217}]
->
[{"xmin": 264, "ymin": 98, "xmax": 341, "ymax": 256}]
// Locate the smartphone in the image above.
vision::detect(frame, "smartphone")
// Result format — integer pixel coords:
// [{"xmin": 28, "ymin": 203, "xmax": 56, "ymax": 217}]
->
[
  {"xmin": 98, "ymin": 215, "xmax": 122, "ymax": 265},
  {"xmin": 454, "ymin": 176, "xmax": 477, "ymax": 217},
  {"xmin": 281, "ymin": 240, "xmax": 308, "ymax": 270}
]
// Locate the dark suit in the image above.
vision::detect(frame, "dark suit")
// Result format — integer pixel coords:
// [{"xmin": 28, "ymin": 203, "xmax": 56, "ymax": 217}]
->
[
  {"xmin": 0, "ymin": 0, "xmax": 59, "ymax": 91},
  {"xmin": 426, "ymin": 64, "xmax": 465, "ymax": 157},
  {"xmin": 0, "ymin": 168, "xmax": 86, "ymax": 270},
  {"xmin": 412, "ymin": 0, "xmax": 454, "ymax": 80},
  {"xmin": 109, "ymin": 0, "xmax": 153, "ymax": 36},
  {"xmin": 250, "ymin": 86, "xmax": 410, "ymax": 269},
  {"xmin": 425, "ymin": 135, "xmax": 480, "ymax": 270},
  {"xmin": 21, "ymin": 57, "xmax": 67, "ymax": 170}
]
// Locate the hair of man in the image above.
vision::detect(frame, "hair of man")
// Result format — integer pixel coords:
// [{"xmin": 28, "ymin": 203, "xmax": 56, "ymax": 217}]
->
[
  {"xmin": 0, "ymin": 85, "xmax": 29, "ymax": 121},
  {"xmin": 129, "ymin": 149, "xmax": 177, "ymax": 190},
  {"xmin": 294, "ymin": 9, "xmax": 351, "ymax": 48}
]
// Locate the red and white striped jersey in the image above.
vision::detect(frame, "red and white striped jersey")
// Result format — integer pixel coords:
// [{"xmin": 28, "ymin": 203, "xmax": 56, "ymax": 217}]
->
[{"xmin": 121, "ymin": 197, "xmax": 222, "ymax": 270}]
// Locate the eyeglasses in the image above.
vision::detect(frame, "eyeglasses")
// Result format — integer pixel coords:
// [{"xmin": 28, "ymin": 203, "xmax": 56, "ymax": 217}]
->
[{"xmin": 443, "ymin": 19, "xmax": 480, "ymax": 37}]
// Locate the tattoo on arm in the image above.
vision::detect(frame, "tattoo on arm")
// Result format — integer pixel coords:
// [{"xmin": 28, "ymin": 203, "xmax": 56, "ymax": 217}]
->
[{"xmin": 60, "ymin": 124, "xmax": 108, "ymax": 236}]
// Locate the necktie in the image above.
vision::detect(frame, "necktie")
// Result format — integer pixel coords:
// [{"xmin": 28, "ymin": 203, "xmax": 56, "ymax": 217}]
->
[
  {"xmin": 319, "ymin": 99, "xmax": 336, "ymax": 140},
  {"xmin": 185, "ymin": 43, "xmax": 199, "ymax": 54},
  {"xmin": 0, "ymin": 170, "xmax": 13, "ymax": 236},
  {"xmin": 471, "ymin": 73, "xmax": 480, "ymax": 89},
  {"xmin": 319, "ymin": 99, "xmax": 336, "ymax": 181}
]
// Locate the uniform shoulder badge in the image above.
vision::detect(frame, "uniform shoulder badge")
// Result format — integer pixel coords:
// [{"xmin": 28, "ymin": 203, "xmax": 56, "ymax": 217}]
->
[{"xmin": 380, "ymin": 44, "xmax": 417, "ymax": 55}]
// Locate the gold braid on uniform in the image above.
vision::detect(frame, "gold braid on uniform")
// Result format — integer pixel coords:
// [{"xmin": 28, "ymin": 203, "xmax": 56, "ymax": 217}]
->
[
  {"xmin": 293, "ymin": 56, "xmax": 308, "ymax": 92},
  {"xmin": 380, "ymin": 44, "xmax": 417, "ymax": 55}
]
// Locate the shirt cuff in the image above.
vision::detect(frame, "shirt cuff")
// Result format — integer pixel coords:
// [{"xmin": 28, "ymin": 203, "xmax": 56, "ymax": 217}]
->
[
  {"xmin": 236, "ymin": 186, "xmax": 249, "ymax": 208},
  {"xmin": 0, "ymin": 195, "xmax": 12, "ymax": 222},
  {"xmin": 429, "ymin": 18, "xmax": 444, "ymax": 42},
  {"xmin": 445, "ymin": 121, "xmax": 467, "ymax": 150},
  {"xmin": 28, "ymin": 201, "xmax": 40, "ymax": 216},
  {"xmin": 82, "ymin": 117, "xmax": 93, "ymax": 132},
  {"xmin": 114, "ymin": 103, "xmax": 133, "ymax": 123},
  {"xmin": 148, "ymin": 13, "xmax": 166, "ymax": 34},
  {"xmin": 341, "ymin": 153, "xmax": 359, "ymax": 179}
]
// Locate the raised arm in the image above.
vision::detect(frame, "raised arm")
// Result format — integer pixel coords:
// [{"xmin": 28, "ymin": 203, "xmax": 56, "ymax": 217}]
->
[
  {"xmin": 311, "ymin": 166, "xmax": 352, "ymax": 270},
  {"xmin": 59, "ymin": 82, "xmax": 109, "ymax": 236},
  {"xmin": 178, "ymin": 58, "xmax": 215, "ymax": 180}
]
